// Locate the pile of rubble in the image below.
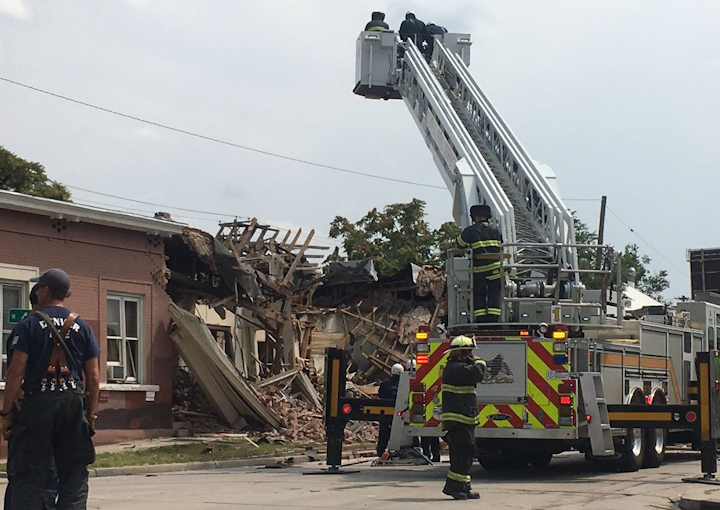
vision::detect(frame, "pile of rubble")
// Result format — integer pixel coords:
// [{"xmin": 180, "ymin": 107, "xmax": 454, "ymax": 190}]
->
[{"xmin": 164, "ymin": 219, "xmax": 447, "ymax": 444}]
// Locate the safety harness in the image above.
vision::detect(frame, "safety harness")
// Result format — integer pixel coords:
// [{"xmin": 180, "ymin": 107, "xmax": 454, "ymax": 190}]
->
[{"xmin": 35, "ymin": 311, "xmax": 79, "ymax": 393}]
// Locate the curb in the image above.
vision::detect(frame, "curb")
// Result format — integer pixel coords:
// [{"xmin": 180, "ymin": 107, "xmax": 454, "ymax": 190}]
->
[{"xmin": 88, "ymin": 453, "xmax": 320, "ymax": 478}]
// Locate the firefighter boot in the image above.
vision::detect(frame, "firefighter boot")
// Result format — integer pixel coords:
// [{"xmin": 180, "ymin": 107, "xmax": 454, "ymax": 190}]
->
[
  {"xmin": 442, "ymin": 485, "xmax": 468, "ymax": 500},
  {"xmin": 465, "ymin": 485, "xmax": 481, "ymax": 499}
]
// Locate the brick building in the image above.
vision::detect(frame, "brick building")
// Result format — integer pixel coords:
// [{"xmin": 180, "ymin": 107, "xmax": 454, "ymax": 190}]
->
[{"xmin": 0, "ymin": 190, "xmax": 185, "ymax": 447}]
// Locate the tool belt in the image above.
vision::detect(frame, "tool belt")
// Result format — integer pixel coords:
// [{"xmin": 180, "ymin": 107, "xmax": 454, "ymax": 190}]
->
[{"xmin": 35, "ymin": 311, "xmax": 79, "ymax": 393}]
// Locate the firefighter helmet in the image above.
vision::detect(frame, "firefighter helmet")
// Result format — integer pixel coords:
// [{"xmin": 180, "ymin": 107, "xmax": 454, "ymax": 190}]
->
[
  {"xmin": 448, "ymin": 335, "xmax": 476, "ymax": 351},
  {"xmin": 470, "ymin": 204, "xmax": 492, "ymax": 219},
  {"xmin": 391, "ymin": 363, "xmax": 404, "ymax": 376}
]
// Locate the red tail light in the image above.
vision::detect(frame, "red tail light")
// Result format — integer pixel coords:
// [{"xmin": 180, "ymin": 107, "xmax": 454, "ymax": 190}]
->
[
  {"xmin": 412, "ymin": 394, "xmax": 425, "ymax": 403},
  {"xmin": 342, "ymin": 404, "xmax": 352, "ymax": 415},
  {"xmin": 416, "ymin": 354, "xmax": 429, "ymax": 365},
  {"xmin": 560, "ymin": 396, "xmax": 572, "ymax": 405}
]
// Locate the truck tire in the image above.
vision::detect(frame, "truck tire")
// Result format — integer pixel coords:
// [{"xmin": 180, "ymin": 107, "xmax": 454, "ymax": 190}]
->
[
  {"xmin": 619, "ymin": 390, "xmax": 646, "ymax": 472},
  {"xmin": 619, "ymin": 427, "xmax": 645, "ymax": 472},
  {"xmin": 643, "ymin": 390, "xmax": 667, "ymax": 468},
  {"xmin": 477, "ymin": 455, "xmax": 502, "ymax": 471},
  {"xmin": 529, "ymin": 452, "xmax": 553, "ymax": 468}
]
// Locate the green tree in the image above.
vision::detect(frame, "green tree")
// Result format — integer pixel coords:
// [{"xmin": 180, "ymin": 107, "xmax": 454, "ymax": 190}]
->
[
  {"xmin": 329, "ymin": 199, "xmax": 461, "ymax": 275},
  {"xmin": 573, "ymin": 213, "xmax": 669, "ymax": 300},
  {"xmin": 620, "ymin": 244, "xmax": 670, "ymax": 301},
  {"xmin": 0, "ymin": 146, "xmax": 71, "ymax": 201}
]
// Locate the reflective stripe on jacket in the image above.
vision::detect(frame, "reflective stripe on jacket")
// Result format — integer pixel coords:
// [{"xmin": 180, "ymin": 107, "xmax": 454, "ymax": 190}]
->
[
  {"xmin": 457, "ymin": 221, "xmax": 503, "ymax": 273},
  {"xmin": 442, "ymin": 356, "xmax": 486, "ymax": 427}
]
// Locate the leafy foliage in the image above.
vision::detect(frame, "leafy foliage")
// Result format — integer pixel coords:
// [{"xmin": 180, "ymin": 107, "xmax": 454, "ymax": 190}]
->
[
  {"xmin": 573, "ymin": 214, "xmax": 669, "ymax": 300},
  {"xmin": 329, "ymin": 199, "xmax": 461, "ymax": 275},
  {"xmin": 0, "ymin": 146, "xmax": 71, "ymax": 201}
]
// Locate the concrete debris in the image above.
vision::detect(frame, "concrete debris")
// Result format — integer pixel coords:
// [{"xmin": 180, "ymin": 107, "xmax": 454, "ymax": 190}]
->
[
  {"xmin": 398, "ymin": 306, "xmax": 433, "ymax": 345},
  {"xmin": 254, "ymin": 385, "xmax": 378, "ymax": 445},
  {"xmin": 416, "ymin": 265, "xmax": 447, "ymax": 300}
]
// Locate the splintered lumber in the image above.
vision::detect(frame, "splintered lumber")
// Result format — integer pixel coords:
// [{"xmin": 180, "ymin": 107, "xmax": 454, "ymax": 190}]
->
[
  {"xmin": 294, "ymin": 370, "xmax": 322, "ymax": 409},
  {"xmin": 169, "ymin": 303, "xmax": 284, "ymax": 431},
  {"xmin": 282, "ymin": 229, "xmax": 315, "ymax": 286},
  {"xmin": 257, "ymin": 368, "xmax": 302, "ymax": 389}
]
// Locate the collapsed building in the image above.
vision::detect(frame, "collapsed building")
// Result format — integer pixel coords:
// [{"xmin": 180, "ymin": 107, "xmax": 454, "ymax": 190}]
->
[{"xmin": 164, "ymin": 219, "xmax": 447, "ymax": 440}]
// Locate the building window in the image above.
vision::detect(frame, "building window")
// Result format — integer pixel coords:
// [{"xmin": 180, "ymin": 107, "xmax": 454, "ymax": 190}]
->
[
  {"xmin": 107, "ymin": 294, "xmax": 142, "ymax": 383},
  {"xmin": 709, "ymin": 327, "xmax": 715, "ymax": 351},
  {"xmin": 1, "ymin": 282, "xmax": 25, "ymax": 380}
]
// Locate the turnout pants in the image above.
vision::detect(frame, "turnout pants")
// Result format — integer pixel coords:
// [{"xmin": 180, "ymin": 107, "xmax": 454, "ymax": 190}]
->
[
  {"xmin": 473, "ymin": 272, "xmax": 501, "ymax": 323},
  {"xmin": 7, "ymin": 390, "xmax": 95, "ymax": 510},
  {"xmin": 444, "ymin": 424, "xmax": 477, "ymax": 493},
  {"xmin": 377, "ymin": 422, "xmax": 391, "ymax": 456}
]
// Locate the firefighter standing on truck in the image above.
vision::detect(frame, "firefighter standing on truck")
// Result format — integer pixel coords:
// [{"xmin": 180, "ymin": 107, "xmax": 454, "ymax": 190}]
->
[
  {"xmin": 442, "ymin": 336, "xmax": 486, "ymax": 500},
  {"xmin": 457, "ymin": 204, "xmax": 503, "ymax": 323}
]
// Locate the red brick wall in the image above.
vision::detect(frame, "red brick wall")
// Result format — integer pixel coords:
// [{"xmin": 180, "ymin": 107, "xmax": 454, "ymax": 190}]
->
[{"xmin": 0, "ymin": 209, "xmax": 175, "ymax": 434}]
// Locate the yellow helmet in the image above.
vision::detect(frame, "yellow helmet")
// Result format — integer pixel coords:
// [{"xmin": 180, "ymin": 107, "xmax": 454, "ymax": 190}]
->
[{"xmin": 448, "ymin": 335, "xmax": 476, "ymax": 351}]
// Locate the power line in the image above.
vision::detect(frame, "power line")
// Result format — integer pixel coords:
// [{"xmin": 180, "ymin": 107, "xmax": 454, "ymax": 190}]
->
[
  {"xmin": 606, "ymin": 206, "xmax": 688, "ymax": 277},
  {"xmin": 68, "ymin": 184, "xmax": 248, "ymax": 218},
  {"xmin": 72, "ymin": 198, "xmax": 232, "ymax": 223},
  {"xmin": 72, "ymin": 195, "xmax": 340, "ymax": 245},
  {"xmin": 0, "ymin": 76, "xmax": 446, "ymax": 190}
]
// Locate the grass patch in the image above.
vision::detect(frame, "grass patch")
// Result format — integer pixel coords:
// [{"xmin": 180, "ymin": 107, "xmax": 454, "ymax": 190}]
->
[
  {"xmin": 0, "ymin": 443, "xmax": 298, "ymax": 471},
  {"xmin": 90, "ymin": 442, "xmax": 296, "ymax": 468}
]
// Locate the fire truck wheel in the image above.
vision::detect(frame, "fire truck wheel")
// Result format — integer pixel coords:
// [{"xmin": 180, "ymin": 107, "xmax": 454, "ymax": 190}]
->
[
  {"xmin": 477, "ymin": 456, "xmax": 503, "ymax": 471},
  {"xmin": 529, "ymin": 452, "xmax": 553, "ymax": 468},
  {"xmin": 643, "ymin": 391, "xmax": 668, "ymax": 468},
  {"xmin": 618, "ymin": 427, "xmax": 645, "ymax": 472},
  {"xmin": 504, "ymin": 454, "xmax": 529, "ymax": 469}
]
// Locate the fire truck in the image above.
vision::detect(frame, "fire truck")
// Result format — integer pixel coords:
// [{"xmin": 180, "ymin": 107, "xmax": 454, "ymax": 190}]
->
[{"xmin": 322, "ymin": 30, "xmax": 720, "ymax": 476}]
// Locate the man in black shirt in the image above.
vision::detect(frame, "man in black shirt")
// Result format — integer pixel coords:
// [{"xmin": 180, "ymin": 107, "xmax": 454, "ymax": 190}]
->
[
  {"xmin": 399, "ymin": 11, "xmax": 427, "ymax": 47},
  {"xmin": 4, "ymin": 284, "xmax": 59, "ymax": 510},
  {"xmin": 424, "ymin": 22, "xmax": 448, "ymax": 59},
  {"xmin": 1, "ymin": 269, "xmax": 101, "ymax": 510}
]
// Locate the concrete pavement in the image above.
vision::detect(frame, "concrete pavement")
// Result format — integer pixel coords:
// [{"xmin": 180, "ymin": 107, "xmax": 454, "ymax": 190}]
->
[{"xmin": 5, "ymin": 450, "xmax": 720, "ymax": 509}]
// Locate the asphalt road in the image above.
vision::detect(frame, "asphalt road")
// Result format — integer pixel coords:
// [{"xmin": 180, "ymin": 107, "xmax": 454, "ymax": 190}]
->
[{"xmin": 15, "ymin": 450, "xmax": 720, "ymax": 509}]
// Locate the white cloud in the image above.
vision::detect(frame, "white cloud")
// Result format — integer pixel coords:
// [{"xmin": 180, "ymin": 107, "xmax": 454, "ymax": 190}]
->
[
  {"xmin": 0, "ymin": 0, "xmax": 32, "ymax": 20},
  {"xmin": 122, "ymin": 0, "xmax": 148, "ymax": 9},
  {"xmin": 130, "ymin": 126, "xmax": 162, "ymax": 140}
]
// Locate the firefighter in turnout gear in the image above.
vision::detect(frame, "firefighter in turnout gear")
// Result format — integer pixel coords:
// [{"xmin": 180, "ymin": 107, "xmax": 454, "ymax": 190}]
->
[
  {"xmin": 457, "ymin": 204, "xmax": 503, "ymax": 322},
  {"xmin": 442, "ymin": 336, "xmax": 486, "ymax": 500}
]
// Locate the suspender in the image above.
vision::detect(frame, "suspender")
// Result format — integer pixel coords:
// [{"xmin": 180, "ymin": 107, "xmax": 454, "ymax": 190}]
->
[{"xmin": 35, "ymin": 311, "xmax": 80, "ymax": 392}]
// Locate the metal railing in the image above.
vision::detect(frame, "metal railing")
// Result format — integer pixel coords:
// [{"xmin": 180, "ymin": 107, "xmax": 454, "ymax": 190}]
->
[
  {"xmin": 433, "ymin": 41, "xmax": 579, "ymax": 281},
  {"xmin": 396, "ymin": 39, "xmax": 517, "ymax": 266}
]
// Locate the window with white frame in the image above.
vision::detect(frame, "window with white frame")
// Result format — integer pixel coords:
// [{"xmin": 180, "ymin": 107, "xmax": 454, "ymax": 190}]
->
[
  {"xmin": 1, "ymin": 282, "xmax": 25, "ymax": 380},
  {"xmin": 106, "ymin": 294, "xmax": 142, "ymax": 383}
]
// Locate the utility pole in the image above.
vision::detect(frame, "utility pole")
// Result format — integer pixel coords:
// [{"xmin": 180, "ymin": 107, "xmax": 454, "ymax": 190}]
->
[{"xmin": 595, "ymin": 196, "xmax": 607, "ymax": 270}]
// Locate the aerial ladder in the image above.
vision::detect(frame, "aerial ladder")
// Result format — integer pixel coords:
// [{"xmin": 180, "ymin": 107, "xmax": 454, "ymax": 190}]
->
[
  {"xmin": 354, "ymin": 30, "xmax": 581, "ymax": 324},
  {"xmin": 320, "ymin": 30, "xmax": 720, "ymax": 482}
]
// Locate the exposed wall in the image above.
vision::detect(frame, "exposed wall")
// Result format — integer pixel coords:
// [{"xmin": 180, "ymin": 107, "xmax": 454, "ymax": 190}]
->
[{"xmin": 0, "ymin": 209, "xmax": 175, "ymax": 447}]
